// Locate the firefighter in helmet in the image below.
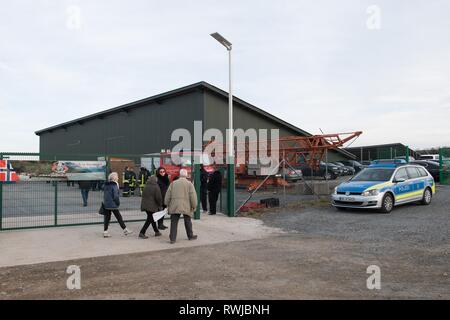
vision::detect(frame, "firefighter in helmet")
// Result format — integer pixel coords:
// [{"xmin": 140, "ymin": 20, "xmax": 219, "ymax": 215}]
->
[
  {"xmin": 138, "ymin": 167, "xmax": 150, "ymax": 196},
  {"xmin": 122, "ymin": 167, "xmax": 137, "ymax": 197}
]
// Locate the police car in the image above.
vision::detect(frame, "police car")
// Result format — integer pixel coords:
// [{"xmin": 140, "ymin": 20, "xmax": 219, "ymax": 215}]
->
[{"xmin": 331, "ymin": 160, "xmax": 435, "ymax": 213}]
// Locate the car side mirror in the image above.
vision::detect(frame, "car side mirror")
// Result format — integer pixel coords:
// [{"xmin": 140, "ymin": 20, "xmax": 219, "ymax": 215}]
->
[{"xmin": 394, "ymin": 178, "xmax": 406, "ymax": 183}]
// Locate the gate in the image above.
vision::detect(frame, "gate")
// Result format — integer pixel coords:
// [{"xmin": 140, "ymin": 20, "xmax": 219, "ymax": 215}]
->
[
  {"xmin": 439, "ymin": 148, "xmax": 450, "ymax": 185},
  {"xmin": 0, "ymin": 152, "xmax": 207, "ymax": 231}
]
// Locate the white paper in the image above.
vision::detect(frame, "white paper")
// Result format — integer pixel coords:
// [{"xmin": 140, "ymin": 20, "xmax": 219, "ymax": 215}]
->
[{"xmin": 152, "ymin": 208, "xmax": 168, "ymax": 221}]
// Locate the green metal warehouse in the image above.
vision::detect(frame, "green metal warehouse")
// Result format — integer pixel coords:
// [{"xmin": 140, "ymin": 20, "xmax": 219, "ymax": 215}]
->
[{"xmin": 35, "ymin": 81, "xmax": 354, "ymax": 161}]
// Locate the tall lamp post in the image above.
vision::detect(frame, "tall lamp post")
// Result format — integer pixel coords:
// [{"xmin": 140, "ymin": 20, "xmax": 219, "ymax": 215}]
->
[{"xmin": 210, "ymin": 32, "xmax": 235, "ymax": 217}]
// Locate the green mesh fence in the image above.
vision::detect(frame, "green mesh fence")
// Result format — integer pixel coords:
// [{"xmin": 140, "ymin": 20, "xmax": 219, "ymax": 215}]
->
[
  {"xmin": 439, "ymin": 148, "xmax": 450, "ymax": 185},
  {"xmin": 0, "ymin": 152, "xmax": 162, "ymax": 231}
]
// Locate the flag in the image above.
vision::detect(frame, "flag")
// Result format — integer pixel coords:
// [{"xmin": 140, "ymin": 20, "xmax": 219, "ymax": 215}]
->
[{"xmin": 0, "ymin": 160, "xmax": 19, "ymax": 183}]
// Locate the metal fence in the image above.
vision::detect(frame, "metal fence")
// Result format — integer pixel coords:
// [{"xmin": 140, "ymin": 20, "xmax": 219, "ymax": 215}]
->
[
  {"xmin": 233, "ymin": 150, "xmax": 349, "ymax": 214},
  {"xmin": 0, "ymin": 152, "xmax": 216, "ymax": 231},
  {"xmin": 439, "ymin": 148, "xmax": 450, "ymax": 185}
]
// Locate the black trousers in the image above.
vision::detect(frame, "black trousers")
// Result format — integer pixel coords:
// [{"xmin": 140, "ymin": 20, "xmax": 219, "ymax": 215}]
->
[
  {"xmin": 208, "ymin": 191, "xmax": 219, "ymax": 214},
  {"xmin": 140, "ymin": 211, "xmax": 159, "ymax": 235},
  {"xmin": 169, "ymin": 214, "xmax": 193, "ymax": 242},
  {"xmin": 123, "ymin": 182, "xmax": 130, "ymax": 197},
  {"xmin": 200, "ymin": 187, "xmax": 207, "ymax": 211},
  {"xmin": 104, "ymin": 209, "xmax": 126, "ymax": 231}
]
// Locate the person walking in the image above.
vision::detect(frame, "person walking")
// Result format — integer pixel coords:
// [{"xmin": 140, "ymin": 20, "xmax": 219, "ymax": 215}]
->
[
  {"xmin": 200, "ymin": 165, "xmax": 209, "ymax": 212},
  {"xmin": 103, "ymin": 172, "xmax": 133, "ymax": 238},
  {"xmin": 78, "ymin": 180, "xmax": 92, "ymax": 207},
  {"xmin": 139, "ymin": 176, "xmax": 163, "ymax": 239},
  {"xmin": 156, "ymin": 167, "xmax": 170, "ymax": 230},
  {"xmin": 207, "ymin": 169, "xmax": 222, "ymax": 215},
  {"xmin": 165, "ymin": 169, "xmax": 197, "ymax": 244}
]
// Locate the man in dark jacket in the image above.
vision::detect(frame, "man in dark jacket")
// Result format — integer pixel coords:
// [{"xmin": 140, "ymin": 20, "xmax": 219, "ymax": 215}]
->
[
  {"xmin": 78, "ymin": 180, "xmax": 92, "ymax": 207},
  {"xmin": 200, "ymin": 165, "xmax": 209, "ymax": 212},
  {"xmin": 207, "ymin": 169, "xmax": 222, "ymax": 215},
  {"xmin": 155, "ymin": 167, "xmax": 169, "ymax": 230}
]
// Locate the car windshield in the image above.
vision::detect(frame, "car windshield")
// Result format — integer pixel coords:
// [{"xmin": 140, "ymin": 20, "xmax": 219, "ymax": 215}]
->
[{"xmin": 351, "ymin": 168, "xmax": 395, "ymax": 182}]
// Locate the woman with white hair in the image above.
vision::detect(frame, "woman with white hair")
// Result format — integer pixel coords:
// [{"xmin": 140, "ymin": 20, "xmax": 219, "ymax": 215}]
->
[
  {"xmin": 164, "ymin": 169, "xmax": 198, "ymax": 244},
  {"xmin": 102, "ymin": 172, "xmax": 133, "ymax": 238}
]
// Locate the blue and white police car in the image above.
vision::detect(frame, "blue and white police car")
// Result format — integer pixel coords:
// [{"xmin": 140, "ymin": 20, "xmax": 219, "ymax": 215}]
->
[{"xmin": 331, "ymin": 160, "xmax": 435, "ymax": 213}]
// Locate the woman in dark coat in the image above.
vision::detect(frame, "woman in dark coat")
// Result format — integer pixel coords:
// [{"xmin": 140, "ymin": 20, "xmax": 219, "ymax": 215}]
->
[
  {"xmin": 139, "ymin": 176, "xmax": 163, "ymax": 238},
  {"xmin": 103, "ymin": 172, "xmax": 133, "ymax": 238},
  {"xmin": 207, "ymin": 169, "xmax": 222, "ymax": 215},
  {"xmin": 200, "ymin": 165, "xmax": 209, "ymax": 212},
  {"xmin": 155, "ymin": 167, "xmax": 169, "ymax": 229}
]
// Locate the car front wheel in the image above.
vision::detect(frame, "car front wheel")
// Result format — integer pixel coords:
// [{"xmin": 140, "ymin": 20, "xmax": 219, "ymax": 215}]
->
[{"xmin": 380, "ymin": 193, "xmax": 394, "ymax": 214}]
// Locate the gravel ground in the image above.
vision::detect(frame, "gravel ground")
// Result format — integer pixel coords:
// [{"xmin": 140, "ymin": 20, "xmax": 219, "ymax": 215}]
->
[
  {"xmin": 261, "ymin": 185, "xmax": 450, "ymax": 250},
  {"xmin": 0, "ymin": 185, "xmax": 448, "ymax": 299}
]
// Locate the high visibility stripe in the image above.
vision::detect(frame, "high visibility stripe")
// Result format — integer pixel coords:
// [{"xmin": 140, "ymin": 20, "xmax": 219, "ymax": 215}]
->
[
  {"xmin": 395, "ymin": 190, "xmax": 423, "ymax": 201},
  {"xmin": 365, "ymin": 181, "xmax": 393, "ymax": 191}
]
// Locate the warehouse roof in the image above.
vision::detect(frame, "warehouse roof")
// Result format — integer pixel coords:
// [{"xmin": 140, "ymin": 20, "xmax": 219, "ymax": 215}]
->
[
  {"xmin": 35, "ymin": 81, "xmax": 354, "ymax": 158},
  {"xmin": 346, "ymin": 143, "xmax": 408, "ymax": 150},
  {"xmin": 35, "ymin": 81, "xmax": 311, "ymax": 136}
]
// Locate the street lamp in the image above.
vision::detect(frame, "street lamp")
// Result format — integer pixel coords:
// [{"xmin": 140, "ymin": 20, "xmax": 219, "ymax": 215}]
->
[{"xmin": 210, "ymin": 32, "xmax": 235, "ymax": 217}]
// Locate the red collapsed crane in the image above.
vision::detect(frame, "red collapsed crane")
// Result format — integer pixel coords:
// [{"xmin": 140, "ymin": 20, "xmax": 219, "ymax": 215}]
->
[{"xmin": 204, "ymin": 131, "xmax": 362, "ymax": 190}]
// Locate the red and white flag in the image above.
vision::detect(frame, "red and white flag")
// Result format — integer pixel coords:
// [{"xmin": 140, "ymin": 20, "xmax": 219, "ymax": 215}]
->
[{"xmin": 0, "ymin": 160, "xmax": 19, "ymax": 182}]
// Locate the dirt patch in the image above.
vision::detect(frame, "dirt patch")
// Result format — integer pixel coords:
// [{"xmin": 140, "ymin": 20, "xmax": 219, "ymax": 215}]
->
[{"xmin": 238, "ymin": 197, "xmax": 330, "ymax": 218}]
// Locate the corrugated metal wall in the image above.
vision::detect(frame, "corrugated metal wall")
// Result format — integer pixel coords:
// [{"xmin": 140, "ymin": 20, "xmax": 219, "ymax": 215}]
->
[
  {"xmin": 39, "ymin": 90, "xmax": 203, "ymax": 157},
  {"xmin": 203, "ymin": 91, "xmax": 297, "ymax": 138}
]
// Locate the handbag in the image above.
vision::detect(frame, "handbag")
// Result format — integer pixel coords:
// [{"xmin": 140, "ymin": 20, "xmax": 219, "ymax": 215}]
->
[{"xmin": 98, "ymin": 202, "xmax": 106, "ymax": 215}]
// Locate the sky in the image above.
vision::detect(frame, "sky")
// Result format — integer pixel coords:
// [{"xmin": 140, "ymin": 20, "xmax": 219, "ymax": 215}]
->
[{"xmin": 1, "ymin": 0, "xmax": 449, "ymax": 152}]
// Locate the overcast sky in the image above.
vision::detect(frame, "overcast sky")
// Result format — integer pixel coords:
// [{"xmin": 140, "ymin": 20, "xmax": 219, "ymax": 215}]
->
[{"xmin": 1, "ymin": 0, "xmax": 449, "ymax": 152}]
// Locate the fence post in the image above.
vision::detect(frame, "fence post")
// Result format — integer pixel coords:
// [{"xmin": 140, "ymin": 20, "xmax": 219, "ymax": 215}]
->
[
  {"xmin": 219, "ymin": 167, "xmax": 224, "ymax": 213},
  {"xmin": 0, "ymin": 153, "xmax": 3, "ymax": 230},
  {"xmin": 54, "ymin": 181, "xmax": 58, "ymax": 226},
  {"xmin": 227, "ymin": 162, "xmax": 235, "ymax": 217},
  {"xmin": 151, "ymin": 157, "xmax": 155, "ymax": 175}
]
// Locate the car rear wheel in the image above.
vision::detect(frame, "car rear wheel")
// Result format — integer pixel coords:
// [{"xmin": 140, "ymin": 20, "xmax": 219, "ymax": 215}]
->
[
  {"xmin": 421, "ymin": 188, "xmax": 432, "ymax": 205},
  {"xmin": 380, "ymin": 193, "xmax": 394, "ymax": 214}
]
